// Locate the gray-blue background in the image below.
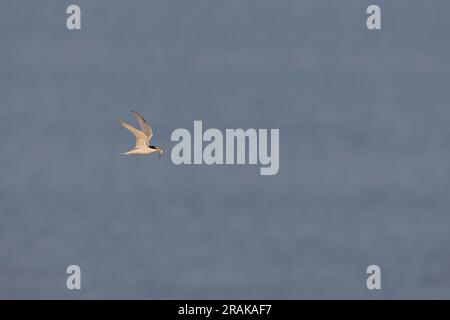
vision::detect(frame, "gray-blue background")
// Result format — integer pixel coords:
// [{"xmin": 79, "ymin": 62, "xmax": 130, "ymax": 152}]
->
[{"xmin": 1, "ymin": 0, "xmax": 450, "ymax": 299}]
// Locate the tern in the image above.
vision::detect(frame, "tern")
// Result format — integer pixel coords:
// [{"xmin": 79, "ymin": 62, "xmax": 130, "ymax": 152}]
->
[{"xmin": 119, "ymin": 110, "xmax": 163, "ymax": 157}]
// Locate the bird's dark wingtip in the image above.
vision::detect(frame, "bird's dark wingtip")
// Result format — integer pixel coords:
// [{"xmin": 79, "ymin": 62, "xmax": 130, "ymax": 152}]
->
[{"xmin": 131, "ymin": 110, "xmax": 141, "ymax": 117}]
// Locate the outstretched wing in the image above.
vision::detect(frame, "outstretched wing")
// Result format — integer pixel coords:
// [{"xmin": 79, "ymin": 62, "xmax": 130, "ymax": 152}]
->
[
  {"xmin": 131, "ymin": 110, "xmax": 153, "ymax": 141},
  {"xmin": 119, "ymin": 119, "xmax": 150, "ymax": 149}
]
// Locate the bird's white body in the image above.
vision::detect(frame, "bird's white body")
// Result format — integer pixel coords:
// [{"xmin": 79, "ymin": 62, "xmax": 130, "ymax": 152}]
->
[
  {"xmin": 122, "ymin": 147, "xmax": 158, "ymax": 155},
  {"xmin": 119, "ymin": 111, "xmax": 163, "ymax": 157}
]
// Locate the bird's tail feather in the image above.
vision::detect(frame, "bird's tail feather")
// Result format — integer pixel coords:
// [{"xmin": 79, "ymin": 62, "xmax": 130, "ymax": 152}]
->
[{"xmin": 122, "ymin": 149, "xmax": 135, "ymax": 155}]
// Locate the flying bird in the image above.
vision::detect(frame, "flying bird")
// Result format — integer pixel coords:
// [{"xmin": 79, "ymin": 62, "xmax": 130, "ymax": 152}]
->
[{"xmin": 119, "ymin": 111, "xmax": 163, "ymax": 157}]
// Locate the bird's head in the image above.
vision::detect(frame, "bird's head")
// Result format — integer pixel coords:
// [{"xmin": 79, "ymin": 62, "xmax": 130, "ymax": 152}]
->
[{"xmin": 149, "ymin": 145, "xmax": 164, "ymax": 157}]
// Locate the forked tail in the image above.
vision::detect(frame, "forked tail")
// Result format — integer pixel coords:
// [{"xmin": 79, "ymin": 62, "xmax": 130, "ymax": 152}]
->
[{"xmin": 122, "ymin": 149, "xmax": 136, "ymax": 155}]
